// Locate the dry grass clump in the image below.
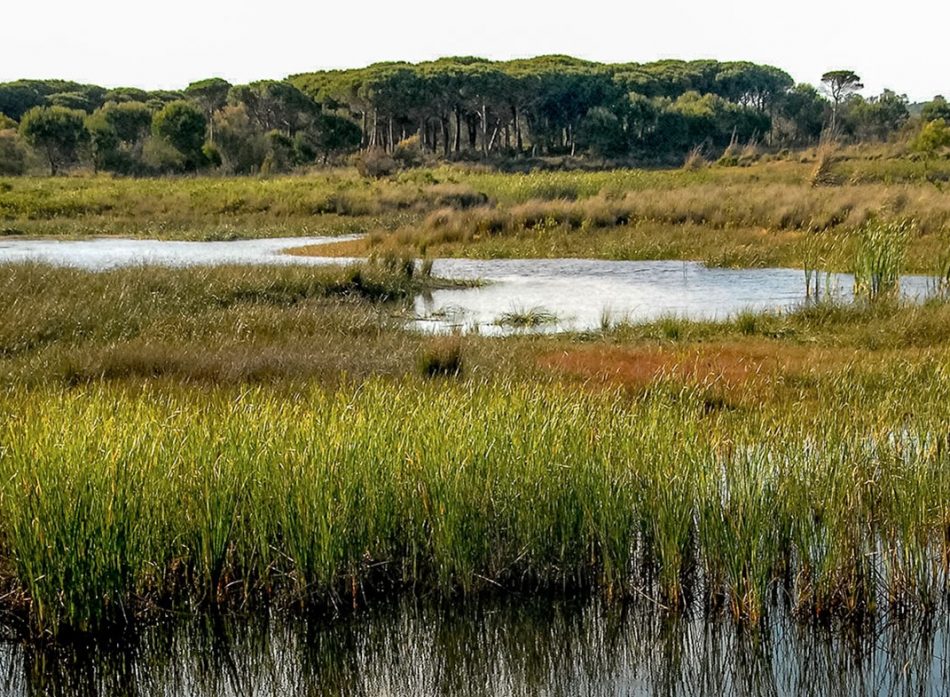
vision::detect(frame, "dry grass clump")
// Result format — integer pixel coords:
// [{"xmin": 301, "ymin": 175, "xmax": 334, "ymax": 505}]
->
[
  {"xmin": 418, "ymin": 336, "xmax": 464, "ymax": 378},
  {"xmin": 810, "ymin": 140, "xmax": 842, "ymax": 187},
  {"xmin": 495, "ymin": 306, "xmax": 558, "ymax": 328},
  {"xmin": 682, "ymin": 146, "xmax": 707, "ymax": 171}
]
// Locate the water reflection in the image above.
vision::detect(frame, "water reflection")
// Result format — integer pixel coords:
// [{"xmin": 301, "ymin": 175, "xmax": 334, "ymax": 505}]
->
[
  {"xmin": 0, "ymin": 237, "xmax": 936, "ymax": 334},
  {"xmin": 4, "ymin": 598, "xmax": 947, "ymax": 696},
  {"xmin": 412, "ymin": 259, "xmax": 934, "ymax": 335}
]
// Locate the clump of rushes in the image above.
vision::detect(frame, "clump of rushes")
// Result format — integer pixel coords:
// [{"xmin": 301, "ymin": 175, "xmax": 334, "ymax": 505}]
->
[
  {"xmin": 810, "ymin": 139, "xmax": 841, "ymax": 187},
  {"xmin": 933, "ymin": 239, "xmax": 950, "ymax": 296},
  {"xmin": 853, "ymin": 218, "xmax": 911, "ymax": 302},
  {"xmin": 495, "ymin": 306, "xmax": 558, "ymax": 328},
  {"xmin": 418, "ymin": 336, "xmax": 464, "ymax": 378},
  {"xmin": 1, "ymin": 373, "xmax": 950, "ymax": 638},
  {"xmin": 682, "ymin": 145, "xmax": 707, "ymax": 171}
]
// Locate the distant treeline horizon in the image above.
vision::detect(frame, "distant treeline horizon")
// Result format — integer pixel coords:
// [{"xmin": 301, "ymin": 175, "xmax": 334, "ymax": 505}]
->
[{"xmin": 1, "ymin": 55, "xmax": 948, "ymax": 176}]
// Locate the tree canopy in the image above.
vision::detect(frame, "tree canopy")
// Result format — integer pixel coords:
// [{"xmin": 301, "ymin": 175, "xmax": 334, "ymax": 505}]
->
[{"xmin": 0, "ymin": 56, "xmax": 934, "ymax": 175}]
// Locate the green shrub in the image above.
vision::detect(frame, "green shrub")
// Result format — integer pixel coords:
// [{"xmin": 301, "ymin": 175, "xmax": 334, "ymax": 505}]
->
[
  {"xmin": 355, "ymin": 148, "xmax": 398, "ymax": 178},
  {"xmin": 0, "ymin": 130, "xmax": 26, "ymax": 175}
]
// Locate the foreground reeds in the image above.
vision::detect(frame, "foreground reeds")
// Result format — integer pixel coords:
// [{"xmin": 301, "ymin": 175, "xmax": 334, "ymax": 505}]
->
[{"xmin": 1, "ymin": 370, "xmax": 949, "ymax": 638}]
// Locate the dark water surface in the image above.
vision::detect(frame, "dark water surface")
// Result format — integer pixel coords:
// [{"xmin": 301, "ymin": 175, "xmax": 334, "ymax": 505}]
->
[{"xmin": 3, "ymin": 598, "xmax": 947, "ymax": 697}]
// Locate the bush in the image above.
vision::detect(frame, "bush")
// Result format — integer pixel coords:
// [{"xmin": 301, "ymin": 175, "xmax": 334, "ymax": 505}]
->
[
  {"xmin": 355, "ymin": 148, "xmax": 398, "ymax": 178},
  {"xmin": 260, "ymin": 131, "xmax": 295, "ymax": 174},
  {"xmin": 214, "ymin": 105, "xmax": 267, "ymax": 174},
  {"xmin": 201, "ymin": 143, "xmax": 222, "ymax": 168},
  {"xmin": 152, "ymin": 100, "xmax": 207, "ymax": 170},
  {"xmin": 682, "ymin": 146, "xmax": 707, "ymax": 170},
  {"xmin": 142, "ymin": 135, "xmax": 185, "ymax": 173},
  {"xmin": 0, "ymin": 130, "xmax": 26, "ymax": 175},
  {"xmin": 393, "ymin": 135, "xmax": 423, "ymax": 168}
]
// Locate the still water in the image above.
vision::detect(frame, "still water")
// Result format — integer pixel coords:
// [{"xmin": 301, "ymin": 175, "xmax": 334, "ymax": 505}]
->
[
  {"xmin": 3, "ymin": 597, "xmax": 947, "ymax": 697},
  {"xmin": 1, "ymin": 237, "xmax": 945, "ymax": 693},
  {"xmin": 0, "ymin": 236, "xmax": 934, "ymax": 334}
]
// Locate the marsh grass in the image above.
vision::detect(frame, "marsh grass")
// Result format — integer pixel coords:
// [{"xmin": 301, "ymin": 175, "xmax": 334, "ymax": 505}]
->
[
  {"xmin": 810, "ymin": 140, "xmax": 842, "ymax": 187},
  {"xmin": 1, "ymin": 373, "xmax": 950, "ymax": 637},
  {"xmin": 853, "ymin": 219, "xmax": 910, "ymax": 302},
  {"xmin": 495, "ymin": 306, "xmax": 559, "ymax": 328},
  {"xmin": 418, "ymin": 336, "xmax": 464, "ymax": 378},
  {"xmin": 932, "ymin": 242, "xmax": 950, "ymax": 296}
]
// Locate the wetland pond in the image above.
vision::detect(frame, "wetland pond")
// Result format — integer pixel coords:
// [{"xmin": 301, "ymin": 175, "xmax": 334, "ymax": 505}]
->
[
  {"xmin": 2, "ymin": 236, "xmax": 946, "ymax": 694},
  {"xmin": 4, "ymin": 596, "xmax": 949, "ymax": 697},
  {"xmin": 0, "ymin": 236, "xmax": 934, "ymax": 334}
]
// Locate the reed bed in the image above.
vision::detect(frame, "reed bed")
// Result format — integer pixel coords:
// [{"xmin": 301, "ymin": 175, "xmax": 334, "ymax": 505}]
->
[
  {"xmin": 419, "ymin": 184, "xmax": 950, "ymax": 241},
  {"xmin": 1, "ymin": 373, "xmax": 950, "ymax": 638}
]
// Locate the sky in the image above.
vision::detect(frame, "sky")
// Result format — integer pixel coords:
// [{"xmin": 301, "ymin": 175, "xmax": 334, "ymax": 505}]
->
[{"xmin": 3, "ymin": 0, "xmax": 947, "ymax": 102}]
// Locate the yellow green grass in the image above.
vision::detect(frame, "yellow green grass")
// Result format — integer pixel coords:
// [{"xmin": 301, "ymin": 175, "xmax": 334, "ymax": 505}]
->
[
  {"xmin": 2, "ymin": 368, "xmax": 950, "ymax": 637},
  {"xmin": 4, "ymin": 150, "xmax": 949, "ymax": 268}
]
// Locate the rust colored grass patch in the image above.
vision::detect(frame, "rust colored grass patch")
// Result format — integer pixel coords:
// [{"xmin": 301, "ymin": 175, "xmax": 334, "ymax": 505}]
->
[{"xmin": 537, "ymin": 342, "xmax": 857, "ymax": 396}]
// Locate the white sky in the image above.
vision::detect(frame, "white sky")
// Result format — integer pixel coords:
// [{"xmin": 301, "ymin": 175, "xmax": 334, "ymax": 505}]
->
[{"xmin": 3, "ymin": 0, "xmax": 947, "ymax": 102}]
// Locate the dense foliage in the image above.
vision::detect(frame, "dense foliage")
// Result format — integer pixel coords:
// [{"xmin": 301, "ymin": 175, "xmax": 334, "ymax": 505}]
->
[{"xmin": 0, "ymin": 57, "xmax": 941, "ymax": 175}]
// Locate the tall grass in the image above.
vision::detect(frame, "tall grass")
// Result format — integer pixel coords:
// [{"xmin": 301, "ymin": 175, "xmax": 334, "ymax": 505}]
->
[
  {"xmin": 853, "ymin": 219, "xmax": 910, "ymax": 301},
  {"xmin": 1, "ymin": 372, "xmax": 950, "ymax": 637}
]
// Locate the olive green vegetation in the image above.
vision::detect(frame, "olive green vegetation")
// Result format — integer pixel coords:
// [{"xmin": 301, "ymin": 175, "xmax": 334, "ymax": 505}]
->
[
  {"xmin": 2, "ymin": 60, "xmax": 942, "ymax": 176},
  {"xmin": 4, "ymin": 148, "xmax": 948, "ymax": 272},
  {"xmin": 0, "ymin": 261, "xmax": 481, "ymax": 385},
  {"xmin": 1, "ymin": 259, "xmax": 950, "ymax": 639},
  {"xmin": 2, "ymin": 149, "xmax": 950, "ymax": 640}
]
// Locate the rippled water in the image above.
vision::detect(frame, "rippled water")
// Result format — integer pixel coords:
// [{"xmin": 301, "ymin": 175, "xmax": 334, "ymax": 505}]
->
[
  {"xmin": 0, "ymin": 236, "xmax": 935, "ymax": 334},
  {"xmin": 3, "ymin": 598, "xmax": 947, "ymax": 697}
]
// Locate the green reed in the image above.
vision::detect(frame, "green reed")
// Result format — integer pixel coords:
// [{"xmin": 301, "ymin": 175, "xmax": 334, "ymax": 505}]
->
[
  {"xmin": 1, "ymin": 370, "xmax": 949, "ymax": 637},
  {"xmin": 853, "ymin": 219, "xmax": 910, "ymax": 302}
]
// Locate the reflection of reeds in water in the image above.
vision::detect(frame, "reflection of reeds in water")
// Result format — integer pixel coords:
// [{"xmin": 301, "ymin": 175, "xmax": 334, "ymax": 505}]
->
[{"xmin": 11, "ymin": 597, "xmax": 950, "ymax": 697}]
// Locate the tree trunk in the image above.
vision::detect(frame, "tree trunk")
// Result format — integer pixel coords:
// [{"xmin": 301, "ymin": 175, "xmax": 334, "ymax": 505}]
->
[
  {"xmin": 467, "ymin": 116, "xmax": 477, "ymax": 149},
  {"xmin": 454, "ymin": 106, "xmax": 462, "ymax": 154},
  {"xmin": 440, "ymin": 114, "xmax": 450, "ymax": 157},
  {"xmin": 513, "ymin": 105, "xmax": 523, "ymax": 153},
  {"xmin": 481, "ymin": 103, "xmax": 488, "ymax": 156}
]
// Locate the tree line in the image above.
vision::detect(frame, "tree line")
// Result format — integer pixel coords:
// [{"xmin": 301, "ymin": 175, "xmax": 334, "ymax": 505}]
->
[{"xmin": 0, "ymin": 56, "xmax": 946, "ymax": 176}]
